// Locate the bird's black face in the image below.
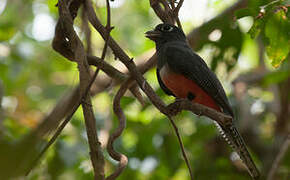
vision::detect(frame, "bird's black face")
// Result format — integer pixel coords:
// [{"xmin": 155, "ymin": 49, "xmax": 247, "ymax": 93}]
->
[{"xmin": 145, "ymin": 23, "xmax": 186, "ymax": 43}]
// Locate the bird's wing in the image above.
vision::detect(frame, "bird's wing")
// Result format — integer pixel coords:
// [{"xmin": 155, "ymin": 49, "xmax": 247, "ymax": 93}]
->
[{"xmin": 162, "ymin": 42, "xmax": 234, "ymax": 116}]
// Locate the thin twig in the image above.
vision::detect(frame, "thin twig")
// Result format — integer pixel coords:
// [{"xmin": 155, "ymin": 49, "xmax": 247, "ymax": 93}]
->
[
  {"xmin": 101, "ymin": 0, "xmax": 112, "ymax": 59},
  {"xmin": 87, "ymin": 0, "xmax": 113, "ymax": 92},
  {"xmin": 102, "ymin": 1, "xmax": 129, "ymax": 178},
  {"xmin": 174, "ymin": 0, "xmax": 184, "ymax": 14},
  {"xmin": 149, "ymin": 0, "xmax": 174, "ymax": 24},
  {"xmin": 168, "ymin": 116, "xmax": 194, "ymax": 179},
  {"xmin": 267, "ymin": 134, "xmax": 290, "ymax": 180},
  {"xmin": 167, "ymin": 99, "xmax": 233, "ymax": 125},
  {"xmin": 87, "ymin": 55, "xmax": 127, "ymax": 81},
  {"xmin": 87, "ymin": 55, "xmax": 145, "ymax": 105},
  {"xmin": 170, "ymin": 0, "xmax": 184, "ymax": 30},
  {"xmin": 106, "ymin": 81, "xmax": 130, "ymax": 180},
  {"xmin": 81, "ymin": 8, "xmax": 92, "ymax": 54},
  {"xmin": 25, "ymin": 98, "xmax": 82, "ymax": 175}
]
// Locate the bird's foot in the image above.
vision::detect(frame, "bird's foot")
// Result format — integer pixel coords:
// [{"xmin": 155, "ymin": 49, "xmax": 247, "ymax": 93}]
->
[{"xmin": 166, "ymin": 98, "xmax": 184, "ymax": 116}]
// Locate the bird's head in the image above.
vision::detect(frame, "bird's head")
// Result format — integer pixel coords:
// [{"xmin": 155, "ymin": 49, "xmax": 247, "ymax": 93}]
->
[{"xmin": 145, "ymin": 23, "xmax": 186, "ymax": 45}]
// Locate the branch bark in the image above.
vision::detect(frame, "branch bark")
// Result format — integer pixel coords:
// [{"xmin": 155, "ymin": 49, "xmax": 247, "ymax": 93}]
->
[
  {"xmin": 57, "ymin": 0, "xmax": 105, "ymax": 179},
  {"xmin": 106, "ymin": 81, "xmax": 130, "ymax": 180}
]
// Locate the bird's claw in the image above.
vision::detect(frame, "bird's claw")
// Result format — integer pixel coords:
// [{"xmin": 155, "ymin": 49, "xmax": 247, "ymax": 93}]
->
[{"xmin": 166, "ymin": 98, "xmax": 183, "ymax": 116}]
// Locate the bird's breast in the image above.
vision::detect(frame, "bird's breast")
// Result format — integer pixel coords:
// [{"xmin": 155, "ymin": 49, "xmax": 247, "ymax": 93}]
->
[{"xmin": 159, "ymin": 64, "xmax": 221, "ymax": 112}]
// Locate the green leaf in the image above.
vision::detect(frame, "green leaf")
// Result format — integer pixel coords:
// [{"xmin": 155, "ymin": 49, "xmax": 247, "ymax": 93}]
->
[
  {"xmin": 262, "ymin": 70, "xmax": 290, "ymax": 86},
  {"xmin": 248, "ymin": 19, "xmax": 264, "ymax": 38},
  {"xmin": 234, "ymin": 8, "xmax": 255, "ymax": 19},
  {"xmin": 265, "ymin": 10, "xmax": 289, "ymax": 68}
]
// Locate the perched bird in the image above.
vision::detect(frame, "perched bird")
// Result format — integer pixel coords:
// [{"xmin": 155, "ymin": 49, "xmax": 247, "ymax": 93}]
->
[{"xmin": 145, "ymin": 23, "xmax": 260, "ymax": 179}]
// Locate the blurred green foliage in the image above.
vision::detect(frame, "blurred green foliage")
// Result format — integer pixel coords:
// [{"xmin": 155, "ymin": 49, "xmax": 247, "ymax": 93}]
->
[
  {"xmin": 236, "ymin": 0, "xmax": 290, "ymax": 67},
  {"xmin": 0, "ymin": 0, "xmax": 289, "ymax": 180}
]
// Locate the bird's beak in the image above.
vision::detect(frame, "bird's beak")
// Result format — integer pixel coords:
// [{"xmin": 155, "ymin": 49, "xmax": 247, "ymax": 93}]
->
[{"xmin": 145, "ymin": 30, "xmax": 161, "ymax": 41}]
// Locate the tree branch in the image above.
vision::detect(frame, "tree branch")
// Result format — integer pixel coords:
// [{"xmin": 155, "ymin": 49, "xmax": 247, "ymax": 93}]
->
[
  {"xmin": 167, "ymin": 99, "xmax": 233, "ymax": 126},
  {"xmin": 149, "ymin": 0, "xmax": 174, "ymax": 24},
  {"xmin": 106, "ymin": 81, "xmax": 130, "ymax": 180},
  {"xmin": 81, "ymin": 7, "xmax": 93, "ymax": 54},
  {"xmin": 167, "ymin": 114, "xmax": 194, "ymax": 179},
  {"xmin": 170, "ymin": 0, "xmax": 184, "ymax": 29}
]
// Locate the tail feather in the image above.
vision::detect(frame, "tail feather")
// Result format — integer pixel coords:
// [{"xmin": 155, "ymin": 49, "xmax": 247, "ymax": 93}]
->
[{"xmin": 214, "ymin": 122, "xmax": 260, "ymax": 179}]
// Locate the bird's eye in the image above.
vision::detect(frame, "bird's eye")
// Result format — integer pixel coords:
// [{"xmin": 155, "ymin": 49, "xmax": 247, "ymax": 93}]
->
[{"xmin": 161, "ymin": 25, "xmax": 174, "ymax": 32}]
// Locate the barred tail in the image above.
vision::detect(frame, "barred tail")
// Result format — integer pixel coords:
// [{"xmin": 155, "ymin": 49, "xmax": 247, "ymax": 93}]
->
[{"xmin": 214, "ymin": 122, "xmax": 260, "ymax": 179}]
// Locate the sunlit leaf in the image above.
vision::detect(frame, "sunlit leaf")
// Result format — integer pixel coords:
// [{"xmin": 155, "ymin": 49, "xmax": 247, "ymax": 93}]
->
[
  {"xmin": 248, "ymin": 18, "xmax": 264, "ymax": 38},
  {"xmin": 262, "ymin": 69, "xmax": 290, "ymax": 86},
  {"xmin": 265, "ymin": 10, "xmax": 289, "ymax": 68}
]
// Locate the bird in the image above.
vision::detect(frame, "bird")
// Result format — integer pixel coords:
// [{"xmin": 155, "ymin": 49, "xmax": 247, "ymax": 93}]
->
[{"xmin": 145, "ymin": 23, "xmax": 260, "ymax": 179}]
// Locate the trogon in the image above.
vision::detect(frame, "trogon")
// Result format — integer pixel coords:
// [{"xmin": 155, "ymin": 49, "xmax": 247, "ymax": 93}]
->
[{"xmin": 145, "ymin": 23, "xmax": 260, "ymax": 179}]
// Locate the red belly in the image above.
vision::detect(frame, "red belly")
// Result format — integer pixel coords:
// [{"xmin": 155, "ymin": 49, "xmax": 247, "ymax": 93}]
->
[{"xmin": 160, "ymin": 67, "xmax": 221, "ymax": 112}]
